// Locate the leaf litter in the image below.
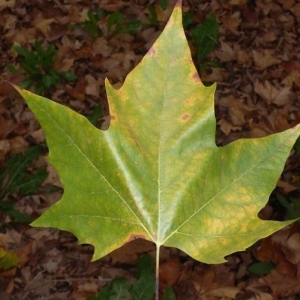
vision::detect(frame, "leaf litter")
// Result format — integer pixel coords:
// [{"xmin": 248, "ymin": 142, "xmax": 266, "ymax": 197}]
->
[{"xmin": 1, "ymin": 0, "xmax": 300, "ymax": 299}]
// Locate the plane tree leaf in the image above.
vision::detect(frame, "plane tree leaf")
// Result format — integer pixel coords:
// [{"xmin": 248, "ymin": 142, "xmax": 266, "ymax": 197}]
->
[{"xmin": 13, "ymin": 1, "xmax": 300, "ymax": 264}]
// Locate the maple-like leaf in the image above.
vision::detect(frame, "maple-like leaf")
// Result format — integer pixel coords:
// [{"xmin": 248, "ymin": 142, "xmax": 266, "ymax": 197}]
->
[{"xmin": 14, "ymin": 1, "xmax": 300, "ymax": 264}]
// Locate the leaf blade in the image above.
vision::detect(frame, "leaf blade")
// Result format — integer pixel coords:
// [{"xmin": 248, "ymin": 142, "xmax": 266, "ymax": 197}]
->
[{"xmin": 13, "ymin": 1, "xmax": 300, "ymax": 265}]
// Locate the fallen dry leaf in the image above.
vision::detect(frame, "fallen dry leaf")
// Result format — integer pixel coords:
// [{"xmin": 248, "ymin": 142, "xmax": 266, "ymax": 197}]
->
[
  {"xmin": 254, "ymin": 80, "xmax": 291, "ymax": 106},
  {"xmin": 252, "ymin": 49, "xmax": 281, "ymax": 69},
  {"xmin": 159, "ymin": 259, "xmax": 182, "ymax": 286},
  {"xmin": 0, "ymin": 0, "xmax": 15, "ymax": 12}
]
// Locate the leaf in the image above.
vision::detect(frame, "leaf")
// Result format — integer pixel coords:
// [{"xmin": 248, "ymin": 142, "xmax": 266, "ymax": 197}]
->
[
  {"xmin": 0, "ymin": 146, "xmax": 45, "ymax": 198},
  {"xmin": 87, "ymin": 278, "xmax": 131, "ymax": 300},
  {"xmin": 248, "ymin": 261, "xmax": 276, "ymax": 275},
  {"xmin": 0, "ymin": 247, "xmax": 19, "ymax": 271},
  {"xmin": 164, "ymin": 286, "xmax": 176, "ymax": 300},
  {"xmin": 131, "ymin": 255, "xmax": 155, "ymax": 300},
  {"xmin": 13, "ymin": 1, "xmax": 300, "ymax": 264},
  {"xmin": 108, "ymin": 277, "xmax": 131, "ymax": 300},
  {"xmin": 131, "ymin": 273, "xmax": 155, "ymax": 300},
  {"xmin": 159, "ymin": 0, "xmax": 168, "ymax": 10},
  {"xmin": 191, "ymin": 12, "xmax": 219, "ymax": 63}
]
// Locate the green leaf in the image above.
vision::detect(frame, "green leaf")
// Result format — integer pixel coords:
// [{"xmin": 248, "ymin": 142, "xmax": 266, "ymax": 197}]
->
[
  {"xmin": 164, "ymin": 286, "xmax": 176, "ymax": 300},
  {"xmin": 86, "ymin": 105, "xmax": 103, "ymax": 126},
  {"xmin": 87, "ymin": 286, "xmax": 110, "ymax": 300},
  {"xmin": 7, "ymin": 64, "xmax": 19, "ymax": 74},
  {"xmin": 0, "ymin": 146, "xmax": 44, "ymax": 198},
  {"xmin": 0, "ymin": 200, "xmax": 31, "ymax": 223},
  {"xmin": 182, "ymin": 12, "xmax": 193, "ymax": 28},
  {"xmin": 87, "ymin": 278, "xmax": 131, "ymax": 300},
  {"xmin": 0, "ymin": 248, "xmax": 19, "ymax": 271},
  {"xmin": 13, "ymin": 45, "xmax": 30, "ymax": 58},
  {"xmin": 146, "ymin": 6, "xmax": 158, "ymax": 25},
  {"xmin": 191, "ymin": 12, "xmax": 219, "ymax": 63},
  {"xmin": 18, "ymin": 167, "xmax": 48, "ymax": 196},
  {"xmin": 107, "ymin": 12, "xmax": 124, "ymax": 35},
  {"xmin": 131, "ymin": 255, "xmax": 155, "ymax": 300},
  {"xmin": 277, "ymin": 195, "xmax": 300, "ymax": 219},
  {"xmin": 159, "ymin": 0, "xmax": 168, "ymax": 10},
  {"xmin": 124, "ymin": 20, "xmax": 144, "ymax": 34},
  {"xmin": 60, "ymin": 71, "xmax": 78, "ymax": 82},
  {"xmin": 42, "ymin": 74, "xmax": 55, "ymax": 88},
  {"xmin": 108, "ymin": 277, "xmax": 131, "ymax": 300},
  {"xmin": 19, "ymin": 78, "xmax": 33, "ymax": 89},
  {"xmin": 136, "ymin": 254, "xmax": 154, "ymax": 278},
  {"xmin": 87, "ymin": 10, "xmax": 98, "ymax": 24},
  {"xmin": 131, "ymin": 273, "xmax": 155, "ymax": 300},
  {"xmin": 248, "ymin": 261, "xmax": 276, "ymax": 275},
  {"xmin": 13, "ymin": 2, "xmax": 300, "ymax": 264}
]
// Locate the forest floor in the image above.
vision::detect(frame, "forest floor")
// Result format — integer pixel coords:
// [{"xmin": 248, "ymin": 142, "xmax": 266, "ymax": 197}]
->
[{"xmin": 1, "ymin": 0, "xmax": 300, "ymax": 299}]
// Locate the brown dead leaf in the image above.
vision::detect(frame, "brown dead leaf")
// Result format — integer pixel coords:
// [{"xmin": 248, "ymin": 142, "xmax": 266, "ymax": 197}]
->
[
  {"xmin": 155, "ymin": 2, "xmax": 174, "ymax": 22},
  {"xmin": 85, "ymin": 75, "xmax": 100, "ymax": 97},
  {"xmin": 277, "ymin": 179, "xmax": 298, "ymax": 193},
  {"xmin": 40, "ymin": 248, "xmax": 63, "ymax": 273},
  {"xmin": 8, "ymin": 136, "xmax": 28, "ymax": 154},
  {"xmin": 230, "ymin": 0, "xmax": 247, "ymax": 5},
  {"xmin": 202, "ymin": 68, "xmax": 224, "ymax": 83},
  {"xmin": 262, "ymin": 108, "xmax": 290, "ymax": 133},
  {"xmin": 2, "ymin": 0, "xmax": 300, "ymax": 299},
  {"xmin": 205, "ymin": 286, "xmax": 239, "ymax": 299},
  {"xmin": 283, "ymin": 70, "xmax": 300, "ymax": 87},
  {"xmin": 92, "ymin": 37, "xmax": 113, "ymax": 57},
  {"xmin": 29, "ymin": 128, "xmax": 45, "ymax": 144},
  {"xmin": 252, "ymin": 49, "xmax": 281, "ymax": 69},
  {"xmin": 0, "ymin": 0, "xmax": 15, "ymax": 11},
  {"xmin": 6, "ymin": 28, "xmax": 37, "ymax": 45},
  {"xmin": 259, "ymin": 269, "xmax": 300, "ymax": 297},
  {"xmin": 254, "ymin": 80, "xmax": 291, "ymax": 106},
  {"xmin": 276, "ymin": 0, "xmax": 295, "ymax": 10},
  {"xmin": 65, "ymin": 79, "xmax": 86, "ymax": 101},
  {"xmin": 108, "ymin": 239, "xmax": 155, "ymax": 265},
  {"xmin": 257, "ymin": 225, "xmax": 300, "ymax": 278},
  {"xmin": 3, "ymin": 14, "xmax": 16, "ymax": 33},
  {"xmin": 31, "ymin": 14, "xmax": 56, "ymax": 37},
  {"xmin": 74, "ymin": 45, "xmax": 93, "ymax": 60},
  {"xmin": 0, "ymin": 140, "xmax": 11, "ymax": 160},
  {"xmin": 221, "ymin": 11, "xmax": 242, "ymax": 35},
  {"xmin": 99, "ymin": 0, "xmax": 126, "ymax": 12},
  {"xmin": 285, "ymin": 232, "xmax": 300, "ymax": 264},
  {"xmin": 0, "ymin": 291, "xmax": 10, "ymax": 300},
  {"xmin": 215, "ymin": 41, "xmax": 237, "ymax": 62},
  {"xmin": 192, "ymin": 265, "xmax": 236, "ymax": 299},
  {"xmin": 290, "ymin": 3, "xmax": 300, "ymax": 19},
  {"xmin": 218, "ymin": 119, "xmax": 241, "ymax": 135},
  {"xmin": 43, "ymin": 164, "xmax": 62, "ymax": 188},
  {"xmin": 159, "ymin": 259, "xmax": 182, "ymax": 286},
  {"xmin": 219, "ymin": 95, "xmax": 253, "ymax": 126},
  {"xmin": 192, "ymin": 268, "xmax": 214, "ymax": 296},
  {"xmin": 76, "ymin": 280, "xmax": 98, "ymax": 296},
  {"xmin": 102, "ymin": 56, "xmax": 121, "ymax": 71},
  {"xmin": 15, "ymin": 241, "xmax": 34, "ymax": 267}
]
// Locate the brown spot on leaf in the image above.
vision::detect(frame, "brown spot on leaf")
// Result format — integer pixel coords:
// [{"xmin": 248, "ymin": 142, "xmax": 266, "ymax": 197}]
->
[
  {"xmin": 182, "ymin": 113, "xmax": 190, "ymax": 121},
  {"xmin": 146, "ymin": 47, "xmax": 156, "ymax": 56},
  {"xmin": 126, "ymin": 233, "xmax": 147, "ymax": 243},
  {"xmin": 175, "ymin": 0, "xmax": 183, "ymax": 8},
  {"xmin": 220, "ymin": 237, "xmax": 226, "ymax": 244},
  {"xmin": 192, "ymin": 71, "xmax": 201, "ymax": 82},
  {"xmin": 110, "ymin": 115, "xmax": 116, "ymax": 120}
]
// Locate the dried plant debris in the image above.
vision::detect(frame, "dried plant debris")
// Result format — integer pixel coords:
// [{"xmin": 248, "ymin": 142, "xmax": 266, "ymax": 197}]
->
[{"xmin": 1, "ymin": 0, "xmax": 300, "ymax": 299}]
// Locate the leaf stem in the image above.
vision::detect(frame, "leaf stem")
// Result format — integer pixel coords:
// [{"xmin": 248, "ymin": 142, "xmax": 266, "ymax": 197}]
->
[{"xmin": 155, "ymin": 245, "xmax": 160, "ymax": 300}]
